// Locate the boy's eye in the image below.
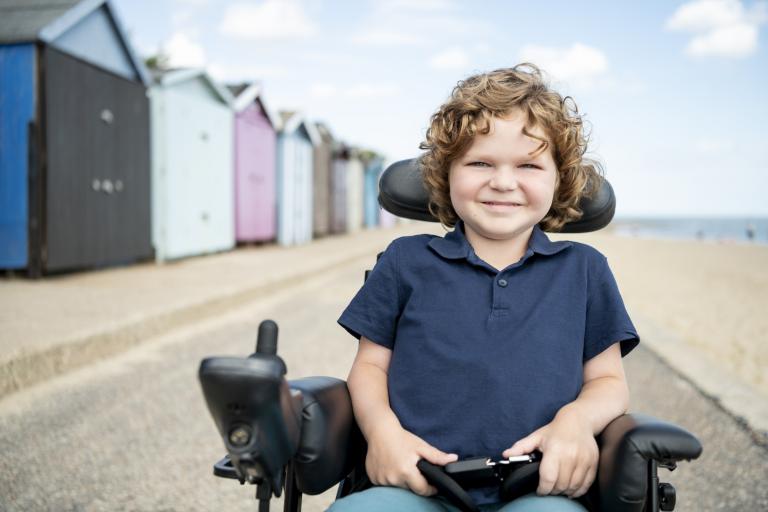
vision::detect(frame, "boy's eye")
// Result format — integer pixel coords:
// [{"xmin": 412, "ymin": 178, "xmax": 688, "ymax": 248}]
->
[
  {"xmin": 468, "ymin": 161, "xmax": 491, "ymax": 167},
  {"xmin": 520, "ymin": 163, "xmax": 542, "ymax": 170}
]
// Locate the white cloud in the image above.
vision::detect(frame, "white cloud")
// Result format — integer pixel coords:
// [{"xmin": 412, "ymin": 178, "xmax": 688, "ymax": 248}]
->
[
  {"xmin": 162, "ymin": 32, "xmax": 206, "ymax": 67},
  {"xmin": 219, "ymin": 0, "xmax": 317, "ymax": 40},
  {"xmin": 518, "ymin": 43, "xmax": 608, "ymax": 88},
  {"xmin": 666, "ymin": 0, "xmax": 745, "ymax": 30},
  {"xmin": 208, "ymin": 63, "xmax": 288, "ymax": 82},
  {"xmin": 665, "ymin": 0, "xmax": 767, "ymax": 58},
  {"xmin": 429, "ymin": 48, "xmax": 470, "ymax": 70},
  {"xmin": 309, "ymin": 83, "xmax": 337, "ymax": 98},
  {"xmin": 687, "ymin": 22, "xmax": 758, "ymax": 56}
]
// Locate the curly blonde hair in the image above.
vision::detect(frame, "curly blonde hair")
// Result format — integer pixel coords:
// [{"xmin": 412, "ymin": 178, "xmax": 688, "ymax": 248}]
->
[{"xmin": 419, "ymin": 63, "xmax": 601, "ymax": 232}]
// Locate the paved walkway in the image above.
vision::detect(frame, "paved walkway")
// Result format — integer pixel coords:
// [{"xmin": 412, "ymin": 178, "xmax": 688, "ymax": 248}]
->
[{"xmin": 0, "ymin": 222, "xmax": 440, "ymax": 398}]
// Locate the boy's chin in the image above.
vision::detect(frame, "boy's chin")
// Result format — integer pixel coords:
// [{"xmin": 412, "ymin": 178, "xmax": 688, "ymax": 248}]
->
[{"xmin": 469, "ymin": 224, "xmax": 536, "ymax": 242}]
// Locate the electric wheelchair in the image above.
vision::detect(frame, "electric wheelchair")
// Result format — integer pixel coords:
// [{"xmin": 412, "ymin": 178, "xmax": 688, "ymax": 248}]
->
[{"xmin": 198, "ymin": 158, "xmax": 703, "ymax": 512}]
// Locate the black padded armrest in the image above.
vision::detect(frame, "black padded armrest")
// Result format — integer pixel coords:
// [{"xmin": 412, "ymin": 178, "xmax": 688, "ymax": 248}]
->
[
  {"xmin": 596, "ymin": 413, "xmax": 703, "ymax": 512},
  {"xmin": 378, "ymin": 158, "xmax": 616, "ymax": 232},
  {"xmin": 289, "ymin": 377, "xmax": 365, "ymax": 495}
]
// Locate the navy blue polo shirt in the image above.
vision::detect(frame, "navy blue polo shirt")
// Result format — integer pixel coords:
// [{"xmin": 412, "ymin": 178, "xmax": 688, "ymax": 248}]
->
[{"xmin": 338, "ymin": 221, "xmax": 639, "ymax": 505}]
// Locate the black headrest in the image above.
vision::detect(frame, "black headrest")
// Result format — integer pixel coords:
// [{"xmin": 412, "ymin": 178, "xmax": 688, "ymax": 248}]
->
[{"xmin": 378, "ymin": 158, "xmax": 615, "ymax": 233}]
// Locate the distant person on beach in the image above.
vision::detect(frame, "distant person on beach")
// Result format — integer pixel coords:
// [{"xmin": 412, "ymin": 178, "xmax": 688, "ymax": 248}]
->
[
  {"xmin": 746, "ymin": 223, "xmax": 755, "ymax": 242},
  {"xmin": 331, "ymin": 64, "xmax": 639, "ymax": 511}
]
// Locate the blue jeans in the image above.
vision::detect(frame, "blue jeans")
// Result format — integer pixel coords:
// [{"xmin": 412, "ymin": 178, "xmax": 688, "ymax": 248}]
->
[{"xmin": 327, "ymin": 486, "xmax": 589, "ymax": 511}]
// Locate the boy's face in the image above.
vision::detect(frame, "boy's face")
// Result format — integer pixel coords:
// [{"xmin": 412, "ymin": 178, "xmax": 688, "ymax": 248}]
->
[{"xmin": 448, "ymin": 110, "xmax": 557, "ymax": 244}]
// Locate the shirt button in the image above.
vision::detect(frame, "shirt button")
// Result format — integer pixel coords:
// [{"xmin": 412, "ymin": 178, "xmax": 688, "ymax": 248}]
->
[{"xmin": 498, "ymin": 279, "xmax": 508, "ymax": 287}]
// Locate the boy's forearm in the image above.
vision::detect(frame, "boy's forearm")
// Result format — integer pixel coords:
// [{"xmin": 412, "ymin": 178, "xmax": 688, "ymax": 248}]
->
[
  {"xmin": 558, "ymin": 376, "xmax": 629, "ymax": 436},
  {"xmin": 347, "ymin": 360, "xmax": 402, "ymax": 441}
]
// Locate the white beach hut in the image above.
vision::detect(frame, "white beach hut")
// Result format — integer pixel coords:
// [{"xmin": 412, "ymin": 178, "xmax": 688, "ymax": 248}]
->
[
  {"xmin": 276, "ymin": 111, "xmax": 320, "ymax": 246},
  {"xmin": 150, "ymin": 68, "xmax": 235, "ymax": 261},
  {"xmin": 345, "ymin": 148, "xmax": 365, "ymax": 233}
]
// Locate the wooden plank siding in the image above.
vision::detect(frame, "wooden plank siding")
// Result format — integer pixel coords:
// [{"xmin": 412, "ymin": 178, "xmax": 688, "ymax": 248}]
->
[
  {"xmin": 43, "ymin": 47, "xmax": 151, "ymax": 272},
  {"xmin": 234, "ymin": 100, "xmax": 276, "ymax": 242},
  {"xmin": 312, "ymin": 123, "xmax": 333, "ymax": 237}
]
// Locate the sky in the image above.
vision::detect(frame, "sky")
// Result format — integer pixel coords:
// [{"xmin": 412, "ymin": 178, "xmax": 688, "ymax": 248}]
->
[{"xmin": 112, "ymin": 0, "xmax": 768, "ymax": 218}]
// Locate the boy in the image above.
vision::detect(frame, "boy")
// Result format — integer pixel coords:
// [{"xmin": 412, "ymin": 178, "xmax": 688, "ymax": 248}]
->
[{"xmin": 330, "ymin": 64, "xmax": 639, "ymax": 511}]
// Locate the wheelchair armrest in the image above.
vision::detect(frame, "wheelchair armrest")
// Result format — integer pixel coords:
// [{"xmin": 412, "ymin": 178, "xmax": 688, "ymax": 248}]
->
[
  {"xmin": 596, "ymin": 413, "xmax": 703, "ymax": 512},
  {"xmin": 288, "ymin": 377, "xmax": 365, "ymax": 495}
]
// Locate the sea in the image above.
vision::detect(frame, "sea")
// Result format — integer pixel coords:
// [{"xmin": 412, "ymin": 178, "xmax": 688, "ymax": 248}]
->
[{"xmin": 610, "ymin": 217, "xmax": 768, "ymax": 246}]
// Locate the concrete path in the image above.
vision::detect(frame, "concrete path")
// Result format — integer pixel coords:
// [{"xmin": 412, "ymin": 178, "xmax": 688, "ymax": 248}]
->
[{"xmin": 0, "ymin": 223, "xmax": 437, "ymax": 398}]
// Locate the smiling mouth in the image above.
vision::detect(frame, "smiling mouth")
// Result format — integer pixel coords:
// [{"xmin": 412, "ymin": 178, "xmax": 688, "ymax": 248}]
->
[{"xmin": 481, "ymin": 201, "xmax": 522, "ymax": 207}]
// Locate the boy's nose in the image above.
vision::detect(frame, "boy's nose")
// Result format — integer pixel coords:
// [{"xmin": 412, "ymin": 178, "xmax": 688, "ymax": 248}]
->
[{"xmin": 488, "ymin": 167, "xmax": 519, "ymax": 191}]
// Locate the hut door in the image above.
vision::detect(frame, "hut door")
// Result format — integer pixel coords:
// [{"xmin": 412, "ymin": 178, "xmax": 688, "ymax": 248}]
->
[
  {"xmin": 43, "ymin": 48, "xmax": 151, "ymax": 271},
  {"xmin": 236, "ymin": 107, "xmax": 275, "ymax": 241}
]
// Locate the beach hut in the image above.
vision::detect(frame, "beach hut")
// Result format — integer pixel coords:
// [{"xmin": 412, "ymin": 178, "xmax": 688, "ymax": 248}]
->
[
  {"xmin": 363, "ymin": 154, "xmax": 384, "ymax": 228},
  {"xmin": 329, "ymin": 145, "xmax": 348, "ymax": 234},
  {"xmin": 312, "ymin": 122, "xmax": 334, "ymax": 237},
  {"xmin": 276, "ymin": 111, "xmax": 320, "ymax": 246},
  {"xmin": 149, "ymin": 68, "xmax": 235, "ymax": 261},
  {"xmin": 0, "ymin": 0, "xmax": 152, "ymax": 275},
  {"xmin": 379, "ymin": 207, "xmax": 397, "ymax": 228},
  {"xmin": 228, "ymin": 82, "xmax": 278, "ymax": 243},
  {"xmin": 345, "ymin": 148, "xmax": 365, "ymax": 233}
]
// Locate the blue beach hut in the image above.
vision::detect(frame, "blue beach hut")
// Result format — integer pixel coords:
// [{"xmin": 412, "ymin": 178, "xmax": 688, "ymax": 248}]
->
[
  {"xmin": 276, "ymin": 111, "xmax": 320, "ymax": 246},
  {"xmin": 0, "ymin": 0, "xmax": 152, "ymax": 275},
  {"xmin": 363, "ymin": 154, "xmax": 384, "ymax": 228}
]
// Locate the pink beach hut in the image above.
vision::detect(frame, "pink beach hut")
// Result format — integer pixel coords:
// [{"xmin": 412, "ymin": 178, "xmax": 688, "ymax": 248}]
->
[{"xmin": 229, "ymin": 83, "xmax": 278, "ymax": 242}]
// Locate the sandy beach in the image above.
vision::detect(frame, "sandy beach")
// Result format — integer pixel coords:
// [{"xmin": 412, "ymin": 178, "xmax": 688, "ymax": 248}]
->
[{"xmin": 552, "ymin": 230, "xmax": 768, "ymax": 410}]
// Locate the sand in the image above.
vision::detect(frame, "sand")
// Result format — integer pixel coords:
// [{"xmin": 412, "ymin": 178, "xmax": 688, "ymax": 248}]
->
[{"xmin": 554, "ymin": 231, "xmax": 768, "ymax": 401}]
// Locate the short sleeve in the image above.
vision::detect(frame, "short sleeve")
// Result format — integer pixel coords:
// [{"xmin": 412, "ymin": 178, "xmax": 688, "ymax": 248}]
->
[
  {"xmin": 337, "ymin": 240, "xmax": 403, "ymax": 349},
  {"xmin": 584, "ymin": 256, "xmax": 639, "ymax": 361}
]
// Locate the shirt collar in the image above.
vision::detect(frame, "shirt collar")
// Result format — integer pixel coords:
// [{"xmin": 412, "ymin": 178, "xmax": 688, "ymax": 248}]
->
[{"xmin": 428, "ymin": 220, "xmax": 572, "ymax": 260}]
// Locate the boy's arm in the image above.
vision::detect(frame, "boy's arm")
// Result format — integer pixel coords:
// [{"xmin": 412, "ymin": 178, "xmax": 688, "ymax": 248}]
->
[
  {"xmin": 558, "ymin": 341, "xmax": 630, "ymax": 435},
  {"xmin": 348, "ymin": 336, "xmax": 458, "ymax": 496},
  {"xmin": 503, "ymin": 342, "xmax": 629, "ymax": 498},
  {"xmin": 347, "ymin": 336, "xmax": 401, "ymax": 439}
]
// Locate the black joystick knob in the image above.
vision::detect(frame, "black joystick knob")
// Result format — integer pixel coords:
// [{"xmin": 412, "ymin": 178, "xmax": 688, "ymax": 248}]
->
[
  {"xmin": 659, "ymin": 483, "xmax": 676, "ymax": 511},
  {"xmin": 256, "ymin": 320, "xmax": 278, "ymax": 355}
]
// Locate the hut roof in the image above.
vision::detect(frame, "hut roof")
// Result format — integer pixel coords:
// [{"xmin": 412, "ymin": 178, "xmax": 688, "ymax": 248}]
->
[
  {"xmin": 0, "ymin": 0, "xmax": 80, "ymax": 43},
  {"xmin": 314, "ymin": 122, "xmax": 335, "ymax": 144},
  {"xmin": 226, "ymin": 83, "xmax": 249, "ymax": 97},
  {"xmin": 0, "ymin": 0, "xmax": 150, "ymax": 86},
  {"xmin": 278, "ymin": 111, "xmax": 321, "ymax": 146},
  {"xmin": 229, "ymin": 82, "xmax": 279, "ymax": 128},
  {"xmin": 155, "ymin": 68, "xmax": 233, "ymax": 106}
]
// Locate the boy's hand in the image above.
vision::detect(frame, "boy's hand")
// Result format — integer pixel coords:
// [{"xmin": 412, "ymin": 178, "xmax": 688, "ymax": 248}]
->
[
  {"xmin": 503, "ymin": 406, "xmax": 598, "ymax": 498},
  {"xmin": 365, "ymin": 423, "xmax": 458, "ymax": 497}
]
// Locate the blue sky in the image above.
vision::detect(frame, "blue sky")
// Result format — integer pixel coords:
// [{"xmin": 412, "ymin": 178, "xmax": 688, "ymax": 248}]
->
[{"xmin": 112, "ymin": 0, "xmax": 768, "ymax": 217}]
